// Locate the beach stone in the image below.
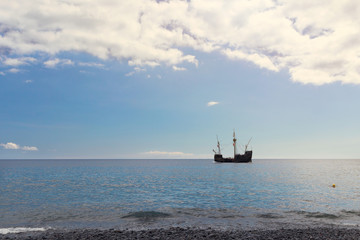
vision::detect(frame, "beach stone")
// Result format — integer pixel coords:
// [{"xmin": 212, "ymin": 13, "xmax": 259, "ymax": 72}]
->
[{"xmin": 2, "ymin": 227, "xmax": 360, "ymax": 240}]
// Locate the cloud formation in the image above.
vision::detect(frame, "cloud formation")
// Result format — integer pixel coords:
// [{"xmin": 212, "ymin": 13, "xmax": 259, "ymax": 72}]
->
[
  {"xmin": 44, "ymin": 58, "xmax": 74, "ymax": 68},
  {"xmin": 21, "ymin": 146, "xmax": 39, "ymax": 151},
  {"xmin": 2, "ymin": 57, "xmax": 36, "ymax": 66},
  {"xmin": 8, "ymin": 68, "xmax": 20, "ymax": 73},
  {"xmin": 78, "ymin": 62, "xmax": 105, "ymax": 68},
  {"xmin": 0, "ymin": 0, "xmax": 359, "ymax": 84},
  {"xmin": 172, "ymin": 66, "xmax": 186, "ymax": 71},
  {"xmin": 0, "ymin": 142, "xmax": 38, "ymax": 151},
  {"xmin": 0, "ymin": 142, "xmax": 20, "ymax": 149},
  {"xmin": 145, "ymin": 150, "xmax": 193, "ymax": 156},
  {"xmin": 207, "ymin": 101, "xmax": 219, "ymax": 107}
]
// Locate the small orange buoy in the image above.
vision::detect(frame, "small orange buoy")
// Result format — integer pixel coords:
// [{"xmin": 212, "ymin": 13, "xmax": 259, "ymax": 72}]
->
[{"xmin": 332, "ymin": 184, "xmax": 336, "ymax": 188}]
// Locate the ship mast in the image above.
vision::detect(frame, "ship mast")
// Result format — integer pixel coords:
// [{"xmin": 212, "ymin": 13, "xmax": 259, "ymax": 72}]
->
[
  {"xmin": 245, "ymin": 137, "xmax": 252, "ymax": 152},
  {"xmin": 233, "ymin": 130, "xmax": 237, "ymax": 157},
  {"xmin": 216, "ymin": 135, "xmax": 221, "ymax": 154}
]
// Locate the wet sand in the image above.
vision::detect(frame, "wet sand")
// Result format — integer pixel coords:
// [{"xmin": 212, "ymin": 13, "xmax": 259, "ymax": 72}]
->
[{"xmin": 2, "ymin": 227, "xmax": 360, "ymax": 240}]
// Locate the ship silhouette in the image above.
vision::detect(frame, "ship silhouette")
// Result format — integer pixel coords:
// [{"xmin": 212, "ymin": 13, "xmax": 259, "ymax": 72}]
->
[{"xmin": 213, "ymin": 131, "xmax": 252, "ymax": 163}]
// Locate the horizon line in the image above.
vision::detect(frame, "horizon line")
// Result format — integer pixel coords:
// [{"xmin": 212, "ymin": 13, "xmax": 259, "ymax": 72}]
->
[{"xmin": 0, "ymin": 158, "xmax": 359, "ymax": 160}]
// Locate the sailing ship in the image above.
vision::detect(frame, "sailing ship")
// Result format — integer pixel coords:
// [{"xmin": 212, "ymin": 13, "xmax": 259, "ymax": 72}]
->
[{"xmin": 213, "ymin": 131, "xmax": 252, "ymax": 163}]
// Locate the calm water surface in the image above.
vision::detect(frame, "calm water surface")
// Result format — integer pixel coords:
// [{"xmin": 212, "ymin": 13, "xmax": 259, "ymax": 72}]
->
[{"xmin": 0, "ymin": 159, "xmax": 359, "ymax": 232}]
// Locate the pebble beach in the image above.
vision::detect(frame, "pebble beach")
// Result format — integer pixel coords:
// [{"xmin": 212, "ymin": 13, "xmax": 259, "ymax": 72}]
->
[{"xmin": 2, "ymin": 227, "xmax": 360, "ymax": 240}]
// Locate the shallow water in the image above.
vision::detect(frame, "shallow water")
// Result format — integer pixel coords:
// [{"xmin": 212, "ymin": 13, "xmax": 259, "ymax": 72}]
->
[{"xmin": 0, "ymin": 159, "xmax": 359, "ymax": 232}]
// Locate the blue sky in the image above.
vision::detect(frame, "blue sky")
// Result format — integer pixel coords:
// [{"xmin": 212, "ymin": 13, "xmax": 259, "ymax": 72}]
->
[{"xmin": 1, "ymin": 0, "xmax": 360, "ymax": 159}]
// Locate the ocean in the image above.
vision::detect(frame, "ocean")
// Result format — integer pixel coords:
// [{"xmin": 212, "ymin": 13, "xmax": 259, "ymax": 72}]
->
[{"xmin": 0, "ymin": 159, "xmax": 359, "ymax": 234}]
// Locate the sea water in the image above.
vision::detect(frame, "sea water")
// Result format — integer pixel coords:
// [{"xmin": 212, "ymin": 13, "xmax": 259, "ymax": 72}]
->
[{"xmin": 0, "ymin": 159, "xmax": 360, "ymax": 233}]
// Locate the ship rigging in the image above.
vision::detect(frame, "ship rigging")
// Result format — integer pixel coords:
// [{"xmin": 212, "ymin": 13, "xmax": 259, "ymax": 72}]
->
[{"xmin": 213, "ymin": 131, "xmax": 252, "ymax": 163}]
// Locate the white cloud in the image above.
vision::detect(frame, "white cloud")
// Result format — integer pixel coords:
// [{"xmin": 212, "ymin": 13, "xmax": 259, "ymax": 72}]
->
[
  {"xmin": 0, "ymin": 142, "xmax": 39, "ymax": 151},
  {"xmin": 125, "ymin": 71, "xmax": 135, "ymax": 77},
  {"xmin": 22, "ymin": 146, "xmax": 38, "ymax": 151},
  {"xmin": 78, "ymin": 62, "xmax": 105, "ymax": 68},
  {"xmin": 134, "ymin": 67, "xmax": 146, "ymax": 72},
  {"xmin": 44, "ymin": 59, "xmax": 60, "ymax": 68},
  {"xmin": 125, "ymin": 66, "xmax": 146, "ymax": 77},
  {"xmin": 207, "ymin": 101, "xmax": 219, "ymax": 107},
  {"xmin": 1, "ymin": 0, "xmax": 360, "ymax": 84},
  {"xmin": 2, "ymin": 57, "xmax": 36, "ymax": 66},
  {"xmin": 0, "ymin": 142, "xmax": 38, "ymax": 151},
  {"xmin": 144, "ymin": 150, "xmax": 193, "ymax": 157},
  {"xmin": 8, "ymin": 68, "xmax": 20, "ymax": 73},
  {"xmin": 0, "ymin": 72, "xmax": 5, "ymax": 76},
  {"xmin": 172, "ymin": 66, "xmax": 187, "ymax": 71},
  {"xmin": 24, "ymin": 79, "xmax": 32, "ymax": 83},
  {"xmin": 0, "ymin": 142, "xmax": 20, "ymax": 149},
  {"xmin": 223, "ymin": 49, "xmax": 279, "ymax": 72},
  {"xmin": 44, "ymin": 58, "xmax": 74, "ymax": 68}
]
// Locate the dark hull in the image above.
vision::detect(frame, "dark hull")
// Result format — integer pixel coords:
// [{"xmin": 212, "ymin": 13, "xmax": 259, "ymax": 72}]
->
[{"xmin": 214, "ymin": 151, "xmax": 252, "ymax": 163}]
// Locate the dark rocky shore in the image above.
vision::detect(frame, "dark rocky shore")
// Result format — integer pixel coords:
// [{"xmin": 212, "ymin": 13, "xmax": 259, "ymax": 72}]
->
[{"xmin": 2, "ymin": 227, "xmax": 360, "ymax": 240}]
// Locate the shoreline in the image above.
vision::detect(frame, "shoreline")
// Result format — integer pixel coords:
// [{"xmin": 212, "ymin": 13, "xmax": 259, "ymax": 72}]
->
[{"xmin": 2, "ymin": 227, "xmax": 360, "ymax": 240}]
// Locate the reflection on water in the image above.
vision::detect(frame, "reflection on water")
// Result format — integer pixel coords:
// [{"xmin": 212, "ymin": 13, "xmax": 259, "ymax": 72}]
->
[{"xmin": 0, "ymin": 159, "xmax": 360, "ymax": 230}]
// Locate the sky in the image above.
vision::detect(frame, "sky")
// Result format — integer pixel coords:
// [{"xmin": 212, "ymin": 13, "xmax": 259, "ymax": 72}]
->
[{"xmin": 1, "ymin": 0, "xmax": 360, "ymax": 159}]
